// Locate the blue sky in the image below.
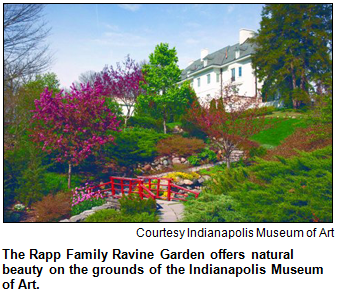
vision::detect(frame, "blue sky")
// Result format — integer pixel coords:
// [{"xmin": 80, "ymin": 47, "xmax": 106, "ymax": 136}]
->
[{"xmin": 45, "ymin": 4, "xmax": 264, "ymax": 88}]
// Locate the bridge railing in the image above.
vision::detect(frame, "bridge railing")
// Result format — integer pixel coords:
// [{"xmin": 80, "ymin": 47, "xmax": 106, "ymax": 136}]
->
[{"xmin": 87, "ymin": 176, "xmax": 200, "ymax": 201}]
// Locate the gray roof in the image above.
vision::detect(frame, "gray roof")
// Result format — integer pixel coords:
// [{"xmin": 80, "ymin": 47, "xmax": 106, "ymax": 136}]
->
[{"xmin": 180, "ymin": 39, "xmax": 255, "ymax": 81}]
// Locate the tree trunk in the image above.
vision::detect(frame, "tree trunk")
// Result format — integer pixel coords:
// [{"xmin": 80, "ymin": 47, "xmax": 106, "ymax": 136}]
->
[
  {"xmin": 163, "ymin": 115, "xmax": 167, "ymax": 134},
  {"xmin": 290, "ymin": 61, "xmax": 298, "ymax": 109},
  {"xmin": 68, "ymin": 163, "xmax": 72, "ymax": 189},
  {"xmin": 226, "ymin": 157, "xmax": 231, "ymax": 169},
  {"xmin": 124, "ymin": 116, "xmax": 128, "ymax": 128}
]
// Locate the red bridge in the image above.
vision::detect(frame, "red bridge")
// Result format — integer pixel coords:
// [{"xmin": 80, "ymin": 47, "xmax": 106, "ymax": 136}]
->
[{"xmin": 87, "ymin": 176, "xmax": 200, "ymax": 201}]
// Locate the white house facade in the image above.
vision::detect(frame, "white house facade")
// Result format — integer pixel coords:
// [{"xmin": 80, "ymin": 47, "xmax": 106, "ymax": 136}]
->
[{"xmin": 179, "ymin": 29, "xmax": 263, "ymax": 102}]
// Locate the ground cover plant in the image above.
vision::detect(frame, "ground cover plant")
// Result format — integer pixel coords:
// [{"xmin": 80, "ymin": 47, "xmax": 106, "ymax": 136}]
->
[
  {"xmin": 183, "ymin": 146, "xmax": 332, "ymax": 222},
  {"xmin": 84, "ymin": 194, "xmax": 158, "ymax": 222}
]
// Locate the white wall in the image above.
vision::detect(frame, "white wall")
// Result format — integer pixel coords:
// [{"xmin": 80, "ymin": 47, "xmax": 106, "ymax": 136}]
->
[{"xmin": 190, "ymin": 56, "xmax": 259, "ymax": 101}]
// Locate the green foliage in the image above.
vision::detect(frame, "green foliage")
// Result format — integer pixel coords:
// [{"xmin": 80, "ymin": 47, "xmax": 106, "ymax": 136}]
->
[
  {"xmin": 105, "ymin": 98, "xmax": 123, "ymax": 122},
  {"xmin": 187, "ymin": 148, "xmax": 217, "ymax": 166},
  {"xmin": 32, "ymin": 191, "xmax": 72, "ymax": 222},
  {"xmin": 84, "ymin": 194, "xmax": 158, "ymax": 222},
  {"xmin": 181, "ymin": 115, "xmax": 208, "ymax": 140},
  {"xmin": 241, "ymin": 106, "xmax": 276, "ymax": 118},
  {"xmin": 137, "ymin": 43, "xmax": 196, "ymax": 132},
  {"xmin": 105, "ymin": 127, "xmax": 168, "ymax": 167},
  {"xmin": 84, "ymin": 209, "xmax": 158, "ymax": 222},
  {"xmin": 128, "ymin": 116, "xmax": 162, "ymax": 131},
  {"xmin": 156, "ymin": 135, "xmax": 205, "ymax": 157},
  {"xmin": 248, "ymin": 146, "xmax": 267, "ymax": 158},
  {"xmin": 183, "ymin": 193, "xmax": 245, "ymax": 222},
  {"xmin": 43, "ymin": 172, "xmax": 82, "ymax": 195},
  {"xmin": 119, "ymin": 194, "xmax": 157, "ymax": 215},
  {"xmin": 7, "ymin": 73, "xmax": 60, "ymax": 139},
  {"xmin": 5, "ymin": 139, "xmax": 48, "ymax": 206},
  {"xmin": 251, "ymin": 4, "xmax": 332, "ymax": 108},
  {"xmin": 187, "ymin": 146, "xmax": 332, "ymax": 222},
  {"xmin": 71, "ymin": 198, "xmax": 106, "ymax": 216}
]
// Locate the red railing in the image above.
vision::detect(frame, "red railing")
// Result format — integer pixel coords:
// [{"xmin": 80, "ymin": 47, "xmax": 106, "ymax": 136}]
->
[{"xmin": 87, "ymin": 176, "xmax": 200, "ymax": 201}]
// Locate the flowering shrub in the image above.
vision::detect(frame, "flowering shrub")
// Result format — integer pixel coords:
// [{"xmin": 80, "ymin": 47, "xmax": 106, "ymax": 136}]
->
[
  {"xmin": 71, "ymin": 185, "xmax": 104, "ymax": 207},
  {"xmin": 164, "ymin": 172, "xmax": 200, "ymax": 182},
  {"xmin": 30, "ymin": 82, "xmax": 120, "ymax": 187},
  {"xmin": 13, "ymin": 204, "xmax": 25, "ymax": 212}
]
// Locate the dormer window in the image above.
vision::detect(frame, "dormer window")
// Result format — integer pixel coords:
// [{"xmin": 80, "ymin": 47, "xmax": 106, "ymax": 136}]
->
[{"xmin": 235, "ymin": 50, "xmax": 240, "ymax": 59}]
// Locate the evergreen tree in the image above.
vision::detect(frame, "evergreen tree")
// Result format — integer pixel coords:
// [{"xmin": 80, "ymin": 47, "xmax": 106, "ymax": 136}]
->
[{"xmin": 251, "ymin": 4, "xmax": 332, "ymax": 108}]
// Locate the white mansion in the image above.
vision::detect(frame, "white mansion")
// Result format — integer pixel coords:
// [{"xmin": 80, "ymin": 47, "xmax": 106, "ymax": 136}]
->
[{"xmin": 179, "ymin": 29, "xmax": 263, "ymax": 101}]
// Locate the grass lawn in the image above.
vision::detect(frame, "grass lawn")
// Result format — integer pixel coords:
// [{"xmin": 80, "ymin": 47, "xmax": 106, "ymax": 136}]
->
[
  {"xmin": 250, "ymin": 118, "xmax": 307, "ymax": 148},
  {"xmin": 265, "ymin": 110, "xmax": 307, "ymax": 118}
]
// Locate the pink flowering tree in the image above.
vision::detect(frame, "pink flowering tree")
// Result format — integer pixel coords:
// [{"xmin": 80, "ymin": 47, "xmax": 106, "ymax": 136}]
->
[
  {"xmin": 95, "ymin": 55, "xmax": 144, "ymax": 127},
  {"xmin": 30, "ymin": 83, "xmax": 120, "ymax": 188}
]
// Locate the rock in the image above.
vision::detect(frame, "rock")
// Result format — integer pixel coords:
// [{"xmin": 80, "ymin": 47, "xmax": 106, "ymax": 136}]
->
[
  {"xmin": 143, "ymin": 164, "xmax": 152, "ymax": 171},
  {"xmin": 183, "ymin": 179, "xmax": 194, "ymax": 186},
  {"xmin": 197, "ymin": 177, "xmax": 205, "ymax": 184},
  {"xmin": 177, "ymin": 180, "xmax": 185, "ymax": 186},
  {"xmin": 156, "ymin": 164, "xmax": 163, "ymax": 171},
  {"xmin": 172, "ymin": 157, "xmax": 181, "ymax": 164},
  {"xmin": 180, "ymin": 157, "xmax": 186, "ymax": 163},
  {"xmin": 203, "ymin": 175, "xmax": 211, "ymax": 181},
  {"xmin": 163, "ymin": 160, "xmax": 169, "ymax": 166}
]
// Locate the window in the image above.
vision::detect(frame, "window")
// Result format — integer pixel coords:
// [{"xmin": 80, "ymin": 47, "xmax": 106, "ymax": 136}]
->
[
  {"xmin": 207, "ymin": 74, "xmax": 211, "ymax": 84},
  {"xmin": 231, "ymin": 68, "xmax": 235, "ymax": 81},
  {"xmin": 216, "ymin": 73, "xmax": 220, "ymax": 83},
  {"xmin": 239, "ymin": 67, "xmax": 242, "ymax": 77},
  {"xmin": 235, "ymin": 50, "xmax": 240, "ymax": 59},
  {"xmin": 197, "ymin": 78, "xmax": 200, "ymax": 87}
]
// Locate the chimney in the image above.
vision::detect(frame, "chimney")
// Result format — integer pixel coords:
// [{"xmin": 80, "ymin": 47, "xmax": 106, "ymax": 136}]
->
[
  {"xmin": 239, "ymin": 29, "xmax": 255, "ymax": 44},
  {"xmin": 201, "ymin": 48, "xmax": 209, "ymax": 61}
]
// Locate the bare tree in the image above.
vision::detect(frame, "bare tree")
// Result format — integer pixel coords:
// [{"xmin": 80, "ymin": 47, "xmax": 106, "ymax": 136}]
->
[
  {"xmin": 78, "ymin": 70, "xmax": 98, "ymax": 86},
  {"xmin": 4, "ymin": 4, "xmax": 52, "ymax": 145},
  {"xmin": 4, "ymin": 4, "xmax": 52, "ymax": 89}
]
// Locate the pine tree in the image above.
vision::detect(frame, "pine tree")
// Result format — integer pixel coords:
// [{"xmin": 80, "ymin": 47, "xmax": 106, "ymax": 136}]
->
[{"xmin": 251, "ymin": 4, "xmax": 332, "ymax": 108}]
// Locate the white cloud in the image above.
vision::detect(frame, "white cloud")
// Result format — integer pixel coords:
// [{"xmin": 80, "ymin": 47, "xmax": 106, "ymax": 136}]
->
[
  {"xmin": 117, "ymin": 4, "xmax": 141, "ymax": 12},
  {"xmin": 94, "ymin": 30, "xmax": 151, "ymax": 48}
]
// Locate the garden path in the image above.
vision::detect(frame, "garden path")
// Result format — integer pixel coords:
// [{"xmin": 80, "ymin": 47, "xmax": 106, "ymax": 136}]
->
[{"xmin": 156, "ymin": 200, "xmax": 185, "ymax": 222}]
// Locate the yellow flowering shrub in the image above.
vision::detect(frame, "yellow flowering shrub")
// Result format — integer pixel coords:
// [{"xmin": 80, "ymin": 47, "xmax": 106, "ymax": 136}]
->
[{"xmin": 164, "ymin": 172, "xmax": 200, "ymax": 182}]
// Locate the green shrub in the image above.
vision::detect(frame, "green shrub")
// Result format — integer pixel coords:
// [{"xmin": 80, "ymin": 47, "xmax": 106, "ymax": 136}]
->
[
  {"xmin": 4, "ymin": 139, "xmax": 48, "ymax": 206},
  {"xmin": 157, "ymin": 135, "xmax": 205, "ymax": 157},
  {"xmin": 241, "ymin": 106, "xmax": 276, "ymax": 118},
  {"xmin": 181, "ymin": 116, "xmax": 208, "ymax": 140},
  {"xmin": 71, "ymin": 198, "xmax": 106, "ymax": 216},
  {"xmin": 119, "ymin": 194, "xmax": 157, "ymax": 215},
  {"xmin": 84, "ymin": 209, "xmax": 158, "ymax": 222},
  {"xmin": 183, "ymin": 193, "xmax": 245, "ymax": 222},
  {"xmin": 188, "ymin": 148, "xmax": 217, "ymax": 166},
  {"xmin": 249, "ymin": 146, "xmax": 267, "ymax": 158},
  {"xmin": 105, "ymin": 127, "xmax": 168, "ymax": 167},
  {"xmin": 128, "ymin": 116, "xmax": 162, "ymax": 131},
  {"xmin": 185, "ymin": 146, "xmax": 332, "ymax": 222},
  {"xmin": 43, "ymin": 172, "xmax": 82, "ymax": 195}
]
